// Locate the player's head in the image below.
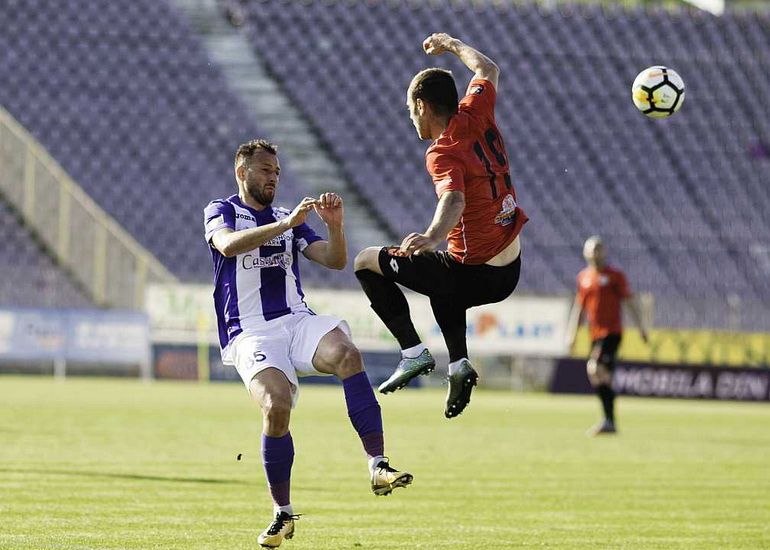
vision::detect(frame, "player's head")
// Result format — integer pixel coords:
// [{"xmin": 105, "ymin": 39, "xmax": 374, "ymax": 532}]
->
[
  {"xmin": 407, "ymin": 68, "xmax": 458, "ymax": 140},
  {"xmin": 583, "ymin": 235, "xmax": 606, "ymax": 266},
  {"xmin": 234, "ymin": 139, "xmax": 280, "ymax": 206}
]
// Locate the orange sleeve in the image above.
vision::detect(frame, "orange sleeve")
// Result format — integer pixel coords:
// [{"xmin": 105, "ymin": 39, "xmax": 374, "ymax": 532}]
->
[
  {"xmin": 616, "ymin": 271, "xmax": 631, "ymax": 300},
  {"xmin": 459, "ymin": 78, "xmax": 496, "ymax": 120},
  {"xmin": 426, "ymin": 150, "xmax": 465, "ymax": 198}
]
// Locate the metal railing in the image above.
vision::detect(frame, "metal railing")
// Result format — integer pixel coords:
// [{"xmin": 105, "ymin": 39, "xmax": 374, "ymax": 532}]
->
[{"xmin": 0, "ymin": 106, "xmax": 177, "ymax": 309}]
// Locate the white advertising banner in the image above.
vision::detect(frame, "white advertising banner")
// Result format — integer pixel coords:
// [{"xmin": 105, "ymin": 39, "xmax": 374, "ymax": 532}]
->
[
  {"xmin": 146, "ymin": 284, "xmax": 571, "ymax": 357},
  {"xmin": 145, "ymin": 283, "xmax": 217, "ymax": 343},
  {"xmin": 306, "ymin": 290, "xmax": 571, "ymax": 356}
]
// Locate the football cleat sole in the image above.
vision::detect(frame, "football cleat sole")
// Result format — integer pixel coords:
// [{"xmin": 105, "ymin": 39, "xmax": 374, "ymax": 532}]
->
[
  {"xmin": 444, "ymin": 367, "xmax": 479, "ymax": 419},
  {"xmin": 372, "ymin": 472, "xmax": 414, "ymax": 496},
  {"xmin": 259, "ymin": 532, "xmax": 294, "ymax": 548}
]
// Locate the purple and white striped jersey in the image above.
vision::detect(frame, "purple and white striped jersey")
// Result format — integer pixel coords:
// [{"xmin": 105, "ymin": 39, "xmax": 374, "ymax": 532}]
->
[{"xmin": 204, "ymin": 194, "xmax": 323, "ymax": 359}]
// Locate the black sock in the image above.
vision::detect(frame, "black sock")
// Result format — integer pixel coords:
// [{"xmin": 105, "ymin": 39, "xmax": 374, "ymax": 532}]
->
[
  {"xmin": 597, "ymin": 384, "xmax": 615, "ymax": 423},
  {"xmin": 355, "ymin": 269, "xmax": 421, "ymax": 349},
  {"xmin": 442, "ymin": 326, "xmax": 468, "ymax": 363},
  {"xmin": 430, "ymin": 297, "xmax": 468, "ymax": 363}
]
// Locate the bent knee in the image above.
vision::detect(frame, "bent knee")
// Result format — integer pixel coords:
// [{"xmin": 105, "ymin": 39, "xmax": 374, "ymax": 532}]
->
[
  {"xmin": 264, "ymin": 398, "xmax": 291, "ymax": 420},
  {"xmin": 331, "ymin": 342, "xmax": 364, "ymax": 379},
  {"xmin": 354, "ymin": 247, "xmax": 381, "ymax": 272},
  {"xmin": 262, "ymin": 396, "xmax": 292, "ymax": 432},
  {"xmin": 587, "ymin": 360, "xmax": 611, "ymax": 385}
]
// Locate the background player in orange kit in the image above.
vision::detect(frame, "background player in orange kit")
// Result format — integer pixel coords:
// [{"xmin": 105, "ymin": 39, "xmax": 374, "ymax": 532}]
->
[
  {"xmin": 565, "ymin": 236, "xmax": 649, "ymax": 435},
  {"xmin": 354, "ymin": 33, "xmax": 528, "ymax": 418}
]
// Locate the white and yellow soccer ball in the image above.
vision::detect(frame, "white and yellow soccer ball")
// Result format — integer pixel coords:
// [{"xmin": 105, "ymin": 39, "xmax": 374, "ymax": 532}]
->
[{"xmin": 631, "ymin": 66, "xmax": 685, "ymax": 118}]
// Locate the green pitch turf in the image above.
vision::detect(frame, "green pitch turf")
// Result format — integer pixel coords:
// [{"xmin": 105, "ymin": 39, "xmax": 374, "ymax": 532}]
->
[{"xmin": 1, "ymin": 376, "xmax": 768, "ymax": 549}]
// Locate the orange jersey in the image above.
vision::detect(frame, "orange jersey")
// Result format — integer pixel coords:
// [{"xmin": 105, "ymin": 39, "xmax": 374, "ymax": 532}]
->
[
  {"xmin": 576, "ymin": 265, "xmax": 631, "ymax": 341},
  {"xmin": 426, "ymin": 79, "xmax": 528, "ymax": 264}
]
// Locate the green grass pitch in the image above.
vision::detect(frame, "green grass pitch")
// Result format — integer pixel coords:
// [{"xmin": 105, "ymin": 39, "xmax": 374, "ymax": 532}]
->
[{"xmin": 1, "ymin": 376, "xmax": 768, "ymax": 549}]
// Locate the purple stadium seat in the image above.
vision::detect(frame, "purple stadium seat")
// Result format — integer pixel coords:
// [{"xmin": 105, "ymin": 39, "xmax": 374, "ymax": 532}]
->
[
  {"xmin": 235, "ymin": 0, "xmax": 769, "ymax": 330},
  {"xmin": 0, "ymin": 0, "xmax": 316, "ymax": 289},
  {"xmin": 2, "ymin": 0, "xmax": 767, "ymax": 328}
]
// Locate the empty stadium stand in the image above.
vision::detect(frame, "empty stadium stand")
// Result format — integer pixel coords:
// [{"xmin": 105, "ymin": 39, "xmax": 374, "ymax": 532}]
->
[
  {"xmin": 236, "ymin": 0, "xmax": 770, "ymax": 329},
  {"xmin": 1, "ymin": 0, "xmax": 768, "ymax": 330},
  {"xmin": 0, "ymin": 0, "xmax": 313, "ymax": 286},
  {"xmin": 0, "ymin": 201, "xmax": 91, "ymax": 308}
]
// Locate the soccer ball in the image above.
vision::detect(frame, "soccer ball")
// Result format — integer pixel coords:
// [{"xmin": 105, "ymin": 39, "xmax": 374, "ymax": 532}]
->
[{"xmin": 631, "ymin": 66, "xmax": 685, "ymax": 118}]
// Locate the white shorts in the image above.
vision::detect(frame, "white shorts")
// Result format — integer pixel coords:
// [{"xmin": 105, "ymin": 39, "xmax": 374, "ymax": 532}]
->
[{"xmin": 225, "ymin": 311, "xmax": 350, "ymax": 407}]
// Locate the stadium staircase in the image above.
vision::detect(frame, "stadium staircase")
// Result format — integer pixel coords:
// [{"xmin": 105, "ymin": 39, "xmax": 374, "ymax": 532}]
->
[
  {"xmin": 170, "ymin": 0, "xmax": 396, "ymax": 257},
  {"xmin": 0, "ymin": 107, "xmax": 177, "ymax": 309},
  {"xmin": 1, "ymin": 0, "xmax": 768, "ymax": 330}
]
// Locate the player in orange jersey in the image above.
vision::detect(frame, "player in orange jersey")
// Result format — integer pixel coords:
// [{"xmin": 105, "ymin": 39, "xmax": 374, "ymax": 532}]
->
[
  {"xmin": 565, "ymin": 236, "xmax": 649, "ymax": 435},
  {"xmin": 354, "ymin": 33, "xmax": 528, "ymax": 419}
]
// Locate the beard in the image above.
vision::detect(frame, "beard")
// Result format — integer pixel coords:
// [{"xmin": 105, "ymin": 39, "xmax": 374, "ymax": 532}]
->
[{"xmin": 247, "ymin": 184, "xmax": 275, "ymax": 206}]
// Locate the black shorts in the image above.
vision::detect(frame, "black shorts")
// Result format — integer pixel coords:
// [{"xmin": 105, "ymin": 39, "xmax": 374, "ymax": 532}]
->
[
  {"xmin": 377, "ymin": 247, "xmax": 521, "ymax": 309},
  {"xmin": 590, "ymin": 334, "xmax": 622, "ymax": 370}
]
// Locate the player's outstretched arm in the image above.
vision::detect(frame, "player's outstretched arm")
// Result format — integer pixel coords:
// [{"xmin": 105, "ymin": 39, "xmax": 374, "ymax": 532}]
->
[
  {"xmin": 211, "ymin": 197, "xmax": 317, "ymax": 257},
  {"xmin": 423, "ymin": 33, "xmax": 499, "ymax": 90},
  {"xmin": 303, "ymin": 192, "xmax": 347, "ymax": 270}
]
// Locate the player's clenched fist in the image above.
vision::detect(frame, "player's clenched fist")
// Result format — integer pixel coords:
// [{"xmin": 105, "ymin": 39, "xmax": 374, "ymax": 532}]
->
[{"xmin": 423, "ymin": 33, "xmax": 456, "ymax": 55}]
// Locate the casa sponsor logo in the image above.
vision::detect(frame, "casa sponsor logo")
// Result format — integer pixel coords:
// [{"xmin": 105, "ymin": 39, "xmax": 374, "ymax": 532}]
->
[
  {"xmin": 242, "ymin": 252, "xmax": 292, "ymax": 270},
  {"xmin": 614, "ymin": 365, "xmax": 770, "ymax": 401}
]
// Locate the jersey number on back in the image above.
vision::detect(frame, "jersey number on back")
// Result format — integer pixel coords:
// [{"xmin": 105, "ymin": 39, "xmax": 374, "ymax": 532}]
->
[{"xmin": 472, "ymin": 128, "xmax": 512, "ymax": 199}]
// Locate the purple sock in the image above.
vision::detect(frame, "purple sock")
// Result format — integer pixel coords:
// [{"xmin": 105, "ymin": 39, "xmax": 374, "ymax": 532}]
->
[
  {"xmin": 262, "ymin": 432, "xmax": 294, "ymax": 507},
  {"xmin": 342, "ymin": 371, "xmax": 384, "ymax": 458}
]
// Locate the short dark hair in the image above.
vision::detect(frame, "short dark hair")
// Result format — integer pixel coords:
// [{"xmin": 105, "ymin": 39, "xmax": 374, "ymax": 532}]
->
[
  {"xmin": 234, "ymin": 139, "xmax": 278, "ymax": 170},
  {"xmin": 409, "ymin": 68, "xmax": 458, "ymax": 117}
]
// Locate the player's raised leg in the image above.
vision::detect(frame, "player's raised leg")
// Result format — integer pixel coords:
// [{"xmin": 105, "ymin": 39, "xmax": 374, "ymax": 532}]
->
[
  {"xmin": 354, "ymin": 247, "xmax": 436, "ymax": 394},
  {"xmin": 248, "ymin": 369, "xmax": 301, "ymax": 548},
  {"xmin": 312, "ymin": 326, "xmax": 413, "ymax": 495}
]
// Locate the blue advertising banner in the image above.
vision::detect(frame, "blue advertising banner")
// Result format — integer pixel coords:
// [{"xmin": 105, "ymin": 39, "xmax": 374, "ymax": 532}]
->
[{"xmin": 0, "ymin": 308, "xmax": 150, "ymax": 366}]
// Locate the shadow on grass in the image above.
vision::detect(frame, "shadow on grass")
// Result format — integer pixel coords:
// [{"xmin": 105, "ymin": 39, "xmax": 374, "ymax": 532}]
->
[{"xmin": 0, "ymin": 468, "xmax": 249, "ymax": 485}]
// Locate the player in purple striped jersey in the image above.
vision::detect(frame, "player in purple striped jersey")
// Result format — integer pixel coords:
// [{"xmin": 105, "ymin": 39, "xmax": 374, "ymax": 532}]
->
[{"xmin": 204, "ymin": 140, "xmax": 412, "ymax": 548}]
